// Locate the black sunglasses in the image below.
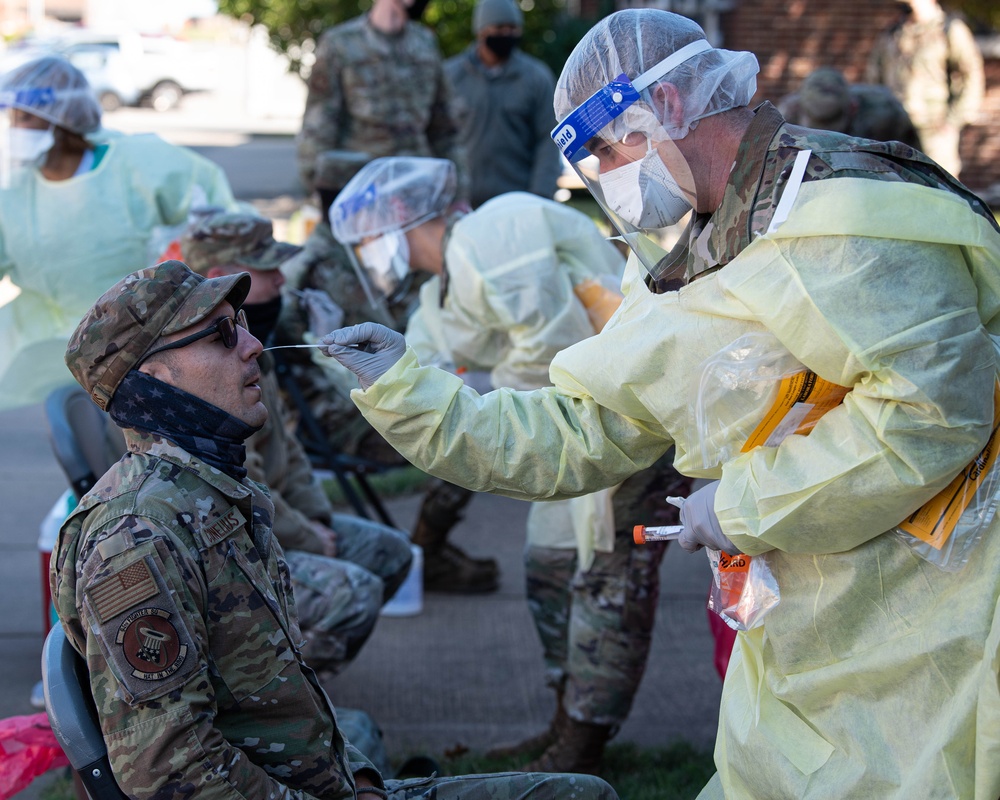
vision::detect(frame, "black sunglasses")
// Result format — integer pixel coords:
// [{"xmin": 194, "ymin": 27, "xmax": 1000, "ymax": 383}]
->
[{"xmin": 140, "ymin": 309, "xmax": 249, "ymax": 364}]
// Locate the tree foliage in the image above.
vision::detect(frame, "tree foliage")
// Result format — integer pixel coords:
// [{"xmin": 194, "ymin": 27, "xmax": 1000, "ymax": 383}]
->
[
  {"xmin": 216, "ymin": 0, "xmax": 613, "ymax": 79},
  {"xmin": 946, "ymin": 0, "xmax": 1000, "ymax": 34}
]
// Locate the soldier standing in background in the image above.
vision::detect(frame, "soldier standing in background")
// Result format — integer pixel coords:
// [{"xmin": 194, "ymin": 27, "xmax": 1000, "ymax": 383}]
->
[
  {"xmin": 866, "ymin": 0, "xmax": 984, "ymax": 177},
  {"xmin": 295, "ymin": 0, "xmax": 467, "ymax": 197},
  {"xmin": 444, "ymin": 0, "xmax": 563, "ymax": 208},
  {"xmin": 779, "ymin": 67, "xmax": 921, "ymax": 148}
]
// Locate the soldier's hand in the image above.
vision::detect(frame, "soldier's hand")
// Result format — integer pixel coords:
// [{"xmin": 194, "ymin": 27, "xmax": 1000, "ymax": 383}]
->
[
  {"xmin": 311, "ymin": 521, "xmax": 338, "ymax": 558},
  {"xmin": 320, "ymin": 323, "xmax": 405, "ymax": 390},
  {"xmin": 300, "ymin": 288, "xmax": 345, "ymax": 339}
]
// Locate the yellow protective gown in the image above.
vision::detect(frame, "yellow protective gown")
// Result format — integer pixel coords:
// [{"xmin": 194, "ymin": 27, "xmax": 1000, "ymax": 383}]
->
[
  {"xmin": 404, "ymin": 193, "xmax": 626, "ymax": 564},
  {"xmin": 0, "ymin": 131, "xmax": 237, "ymax": 410},
  {"xmin": 350, "ymin": 177, "xmax": 1000, "ymax": 799}
]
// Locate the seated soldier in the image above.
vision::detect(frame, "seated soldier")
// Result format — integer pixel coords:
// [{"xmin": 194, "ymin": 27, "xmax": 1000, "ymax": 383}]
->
[
  {"xmin": 179, "ymin": 211, "xmax": 414, "ymax": 679},
  {"xmin": 778, "ymin": 66, "xmax": 921, "ymax": 148},
  {"xmin": 52, "ymin": 259, "xmax": 621, "ymax": 799}
]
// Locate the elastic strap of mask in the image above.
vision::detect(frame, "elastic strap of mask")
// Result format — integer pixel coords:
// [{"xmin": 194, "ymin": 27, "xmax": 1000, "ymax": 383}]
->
[{"xmin": 631, "ymin": 39, "xmax": 712, "ymax": 93}]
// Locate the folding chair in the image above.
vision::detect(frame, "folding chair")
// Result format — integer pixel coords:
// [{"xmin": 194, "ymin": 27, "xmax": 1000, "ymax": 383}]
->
[
  {"xmin": 271, "ymin": 350, "xmax": 399, "ymax": 527},
  {"xmin": 44, "ymin": 385, "xmax": 126, "ymax": 500},
  {"xmin": 42, "ymin": 625, "xmax": 128, "ymax": 800}
]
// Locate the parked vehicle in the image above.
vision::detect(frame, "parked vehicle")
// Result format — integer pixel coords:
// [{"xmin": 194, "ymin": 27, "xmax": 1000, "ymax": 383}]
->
[{"xmin": 0, "ymin": 30, "xmax": 213, "ymax": 112}]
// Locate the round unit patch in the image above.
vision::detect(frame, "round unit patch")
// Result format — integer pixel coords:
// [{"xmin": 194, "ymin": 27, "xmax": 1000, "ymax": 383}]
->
[{"xmin": 115, "ymin": 607, "xmax": 188, "ymax": 680}]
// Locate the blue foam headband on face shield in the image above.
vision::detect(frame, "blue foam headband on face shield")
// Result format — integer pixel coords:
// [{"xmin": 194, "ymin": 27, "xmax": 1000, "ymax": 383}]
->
[
  {"xmin": 0, "ymin": 86, "xmax": 56, "ymax": 110},
  {"xmin": 551, "ymin": 77, "xmax": 640, "ymax": 163},
  {"xmin": 551, "ymin": 39, "xmax": 713, "ymax": 163}
]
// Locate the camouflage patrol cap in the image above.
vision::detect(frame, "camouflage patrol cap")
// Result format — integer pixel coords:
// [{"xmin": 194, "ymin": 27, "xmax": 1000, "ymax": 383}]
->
[
  {"xmin": 65, "ymin": 260, "xmax": 251, "ymax": 410},
  {"xmin": 181, "ymin": 212, "xmax": 301, "ymax": 274},
  {"xmin": 799, "ymin": 67, "xmax": 852, "ymax": 130},
  {"xmin": 314, "ymin": 150, "xmax": 372, "ymax": 192}
]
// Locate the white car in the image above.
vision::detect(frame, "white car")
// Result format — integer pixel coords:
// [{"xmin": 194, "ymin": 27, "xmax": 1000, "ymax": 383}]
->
[{"xmin": 1, "ymin": 30, "xmax": 212, "ymax": 112}]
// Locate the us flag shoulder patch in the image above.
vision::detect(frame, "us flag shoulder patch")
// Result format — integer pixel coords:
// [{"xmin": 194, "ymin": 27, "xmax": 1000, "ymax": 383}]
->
[{"xmin": 87, "ymin": 559, "xmax": 159, "ymax": 624}]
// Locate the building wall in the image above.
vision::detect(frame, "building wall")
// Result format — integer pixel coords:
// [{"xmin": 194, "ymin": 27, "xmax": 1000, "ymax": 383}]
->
[{"xmin": 718, "ymin": 0, "xmax": 999, "ymax": 192}]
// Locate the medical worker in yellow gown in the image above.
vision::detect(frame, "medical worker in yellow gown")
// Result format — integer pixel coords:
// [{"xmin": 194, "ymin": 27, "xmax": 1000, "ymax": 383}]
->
[
  {"xmin": 0, "ymin": 56, "xmax": 237, "ymax": 409},
  {"xmin": 319, "ymin": 9, "xmax": 1000, "ymax": 800}
]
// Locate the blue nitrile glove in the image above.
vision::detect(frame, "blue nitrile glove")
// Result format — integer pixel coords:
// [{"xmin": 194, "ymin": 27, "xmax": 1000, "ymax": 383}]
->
[
  {"xmin": 678, "ymin": 481, "xmax": 738, "ymax": 554},
  {"xmin": 320, "ymin": 322, "xmax": 406, "ymax": 390}
]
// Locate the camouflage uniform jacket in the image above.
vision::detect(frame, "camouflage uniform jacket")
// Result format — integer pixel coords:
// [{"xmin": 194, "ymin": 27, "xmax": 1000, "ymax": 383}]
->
[
  {"xmin": 865, "ymin": 9, "xmax": 984, "ymax": 128},
  {"xmin": 296, "ymin": 15, "xmax": 465, "ymax": 194},
  {"xmin": 246, "ymin": 353, "xmax": 334, "ymax": 554},
  {"xmin": 51, "ymin": 428, "xmax": 378, "ymax": 799},
  {"xmin": 657, "ymin": 101, "xmax": 994, "ymax": 287}
]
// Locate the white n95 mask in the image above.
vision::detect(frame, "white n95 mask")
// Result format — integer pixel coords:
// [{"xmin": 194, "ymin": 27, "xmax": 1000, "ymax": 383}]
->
[
  {"xmin": 357, "ymin": 231, "xmax": 410, "ymax": 297},
  {"xmin": 7, "ymin": 126, "xmax": 55, "ymax": 164},
  {"xmin": 599, "ymin": 147, "xmax": 691, "ymax": 230}
]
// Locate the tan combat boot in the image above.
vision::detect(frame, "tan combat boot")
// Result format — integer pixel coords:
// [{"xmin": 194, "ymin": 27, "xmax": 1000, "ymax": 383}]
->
[
  {"xmin": 521, "ymin": 718, "xmax": 613, "ymax": 775},
  {"xmin": 486, "ymin": 696, "xmax": 568, "ymax": 760}
]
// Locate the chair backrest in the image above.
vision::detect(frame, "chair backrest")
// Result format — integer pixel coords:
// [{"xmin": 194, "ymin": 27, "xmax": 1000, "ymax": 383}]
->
[
  {"xmin": 42, "ymin": 626, "xmax": 129, "ymax": 799},
  {"xmin": 45, "ymin": 386, "xmax": 126, "ymax": 499}
]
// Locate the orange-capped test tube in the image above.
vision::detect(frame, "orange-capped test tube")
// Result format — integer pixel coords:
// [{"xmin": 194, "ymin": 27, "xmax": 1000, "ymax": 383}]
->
[{"xmin": 633, "ymin": 524, "xmax": 683, "ymax": 544}]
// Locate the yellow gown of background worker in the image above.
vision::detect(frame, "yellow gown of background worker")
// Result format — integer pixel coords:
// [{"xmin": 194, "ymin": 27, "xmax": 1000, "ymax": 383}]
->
[
  {"xmin": 347, "ymin": 177, "xmax": 1000, "ymax": 799},
  {"xmin": 403, "ymin": 192, "xmax": 626, "ymax": 567},
  {"xmin": 0, "ymin": 131, "xmax": 237, "ymax": 410}
]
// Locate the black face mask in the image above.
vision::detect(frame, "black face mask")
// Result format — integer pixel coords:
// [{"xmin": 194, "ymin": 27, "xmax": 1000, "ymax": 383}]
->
[
  {"xmin": 484, "ymin": 34, "xmax": 521, "ymax": 59},
  {"xmin": 242, "ymin": 296, "xmax": 283, "ymax": 346},
  {"xmin": 407, "ymin": 0, "xmax": 431, "ymax": 21}
]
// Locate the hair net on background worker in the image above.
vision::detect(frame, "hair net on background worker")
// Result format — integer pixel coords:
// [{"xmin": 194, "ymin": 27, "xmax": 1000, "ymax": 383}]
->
[
  {"xmin": 549, "ymin": 9, "xmax": 758, "ymax": 281},
  {"xmin": 0, "ymin": 55, "xmax": 102, "ymax": 135},
  {"xmin": 329, "ymin": 157, "xmax": 457, "ymax": 299},
  {"xmin": 330, "ymin": 156, "xmax": 457, "ymax": 243}
]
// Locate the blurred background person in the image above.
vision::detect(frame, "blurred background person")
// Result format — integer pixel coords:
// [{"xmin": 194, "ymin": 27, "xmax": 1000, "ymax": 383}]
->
[
  {"xmin": 866, "ymin": 0, "xmax": 984, "ymax": 177},
  {"xmin": 778, "ymin": 66, "xmax": 921, "ymax": 147},
  {"xmin": 180, "ymin": 211, "xmax": 413, "ymax": 699},
  {"xmin": 444, "ymin": 0, "xmax": 562, "ymax": 208},
  {"xmin": 331, "ymin": 156, "xmax": 692, "ymax": 773},
  {"xmin": 0, "ymin": 55, "xmax": 237, "ymax": 411},
  {"xmin": 295, "ymin": 0, "xmax": 466, "ymax": 199}
]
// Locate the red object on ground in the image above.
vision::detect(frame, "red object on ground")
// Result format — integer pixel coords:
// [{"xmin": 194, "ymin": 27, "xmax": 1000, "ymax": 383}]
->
[
  {"xmin": 707, "ymin": 594, "xmax": 738, "ymax": 680},
  {"xmin": 0, "ymin": 713, "xmax": 69, "ymax": 799}
]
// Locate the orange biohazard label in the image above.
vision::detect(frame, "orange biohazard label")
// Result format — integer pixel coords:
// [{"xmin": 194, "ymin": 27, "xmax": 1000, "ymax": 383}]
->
[
  {"xmin": 717, "ymin": 551, "xmax": 750, "ymax": 610},
  {"xmin": 898, "ymin": 379, "xmax": 1000, "ymax": 550},
  {"xmin": 742, "ymin": 371, "xmax": 850, "ymax": 453}
]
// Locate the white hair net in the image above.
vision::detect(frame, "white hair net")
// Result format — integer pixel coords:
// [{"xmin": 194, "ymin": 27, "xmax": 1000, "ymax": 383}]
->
[
  {"xmin": 553, "ymin": 9, "xmax": 759, "ymax": 141},
  {"xmin": 0, "ymin": 56, "xmax": 102, "ymax": 135},
  {"xmin": 330, "ymin": 157, "xmax": 457, "ymax": 244}
]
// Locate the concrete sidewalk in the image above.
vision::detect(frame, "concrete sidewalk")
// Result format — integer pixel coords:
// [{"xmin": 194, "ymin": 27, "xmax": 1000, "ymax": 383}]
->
[{"xmin": 0, "ymin": 398, "xmax": 722, "ymax": 797}]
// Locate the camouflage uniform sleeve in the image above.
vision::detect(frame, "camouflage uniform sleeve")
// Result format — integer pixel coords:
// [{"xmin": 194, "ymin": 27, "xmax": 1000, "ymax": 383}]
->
[
  {"xmin": 77, "ymin": 517, "xmax": 332, "ymax": 799},
  {"xmin": 297, "ymin": 29, "xmax": 345, "ymax": 194},
  {"xmin": 945, "ymin": 17, "xmax": 985, "ymax": 127}
]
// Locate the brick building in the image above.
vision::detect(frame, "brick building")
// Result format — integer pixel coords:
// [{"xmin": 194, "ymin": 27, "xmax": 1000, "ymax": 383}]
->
[{"xmin": 611, "ymin": 0, "xmax": 998, "ymax": 193}]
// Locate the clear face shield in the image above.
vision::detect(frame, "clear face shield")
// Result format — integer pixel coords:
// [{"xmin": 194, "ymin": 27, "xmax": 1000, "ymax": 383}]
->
[
  {"xmin": 551, "ymin": 40, "xmax": 712, "ymax": 282},
  {"xmin": 0, "ymin": 88, "xmax": 58, "ymax": 186}
]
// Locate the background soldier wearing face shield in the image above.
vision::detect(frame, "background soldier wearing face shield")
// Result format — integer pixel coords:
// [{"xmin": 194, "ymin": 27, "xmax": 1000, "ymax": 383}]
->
[
  {"xmin": 330, "ymin": 156, "xmax": 693, "ymax": 773},
  {"xmin": 318, "ymin": 9, "xmax": 1000, "ymax": 799},
  {"xmin": 444, "ymin": 0, "xmax": 563, "ymax": 208},
  {"xmin": 0, "ymin": 55, "xmax": 238, "ymax": 411}
]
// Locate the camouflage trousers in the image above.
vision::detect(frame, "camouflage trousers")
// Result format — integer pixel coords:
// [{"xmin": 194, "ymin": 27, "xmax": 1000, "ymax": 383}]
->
[
  {"xmin": 285, "ymin": 513, "xmax": 412, "ymax": 675},
  {"xmin": 525, "ymin": 455, "xmax": 692, "ymax": 726},
  {"xmin": 381, "ymin": 771, "xmax": 617, "ymax": 799}
]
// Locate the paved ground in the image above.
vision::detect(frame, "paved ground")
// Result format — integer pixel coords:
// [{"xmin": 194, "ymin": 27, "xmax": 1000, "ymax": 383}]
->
[{"xmin": 0, "ymin": 93, "xmax": 723, "ymax": 797}]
